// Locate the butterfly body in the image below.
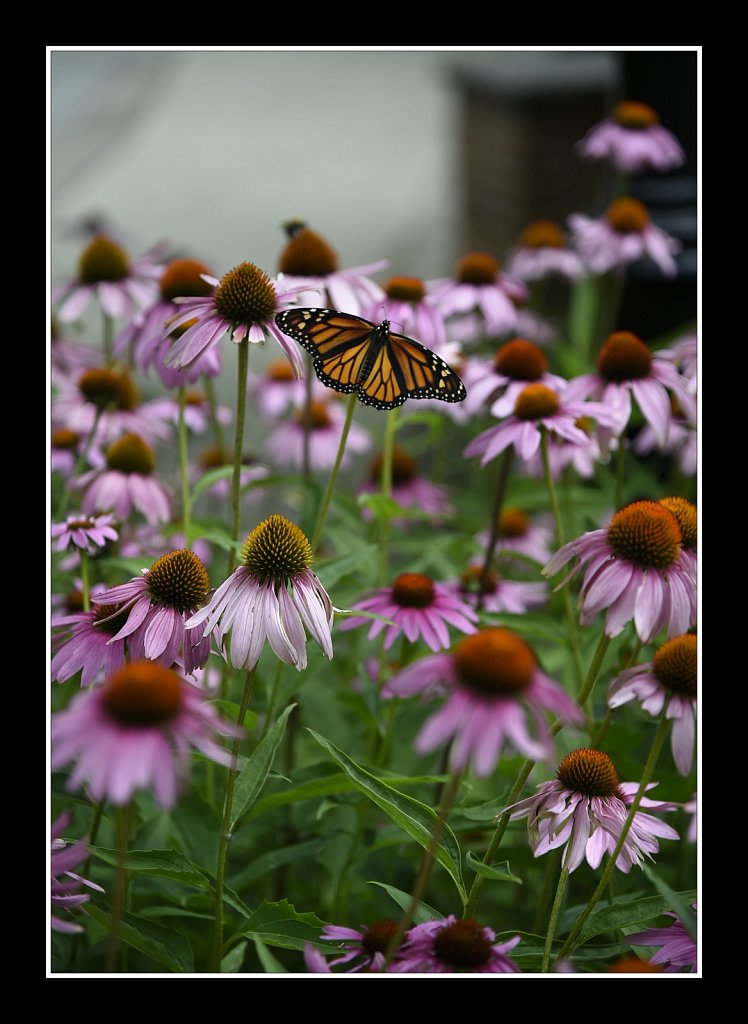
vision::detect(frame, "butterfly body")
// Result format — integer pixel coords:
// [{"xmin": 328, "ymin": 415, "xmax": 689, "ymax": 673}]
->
[{"xmin": 275, "ymin": 307, "xmax": 466, "ymax": 411}]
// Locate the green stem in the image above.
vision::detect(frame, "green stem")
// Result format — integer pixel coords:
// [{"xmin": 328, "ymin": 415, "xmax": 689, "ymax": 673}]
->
[
  {"xmin": 542, "ymin": 864, "xmax": 570, "ymax": 972},
  {"xmin": 103, "ymin": 312, "xmax": 114, "ymax": 366},
  {"xmin": 541, "ymin": 429, "xmax": 584, "ymax": 689},
  {"xmin": 259, "ymin": 661, "xmax": 284, "ymax": 741},
  {"xmin": 378, "ymin": 407, "xmax": 398, "ymax": 587},
  {"xmin": 104, "ymin": 801, "xmax": 133, "ymax": 973},
  {"xmin": 556, "ymin": 711, "xmax": 671, "ymax": 963},
  {"xmin": 476, "ymin": 448, "xmax": 513, "ymax": 612},
  {"xmin": 213, "ymin": 668, "xmax": 255, "ymax": 972},
  {"xmin": 203, "ymin": 375, "xmax": 227, "ymax": 460},
  {"xmin": 57, "ymin": 408, "xmax": 103, "ymax": 519},
  {"xmin": 227, "ymin": 342, "xmax": 250, "ymax": 577},
  {"xmin": 385, "ymin": 772, "xmax": 462, "ymax": 966},
  {"xmin": 591, "ymin": 709, "xmax": 613, "ymax": 747},
  {"xmin": 178, "ymin": 385, "xmax": 191, "ymax": 549},
  {"xmin": 80, "ymin": 552, "xmax": 91, "ymax": 612},
  {"xmin": 310, "ymin": 393, "xmax": 357, "ymax": 555}
]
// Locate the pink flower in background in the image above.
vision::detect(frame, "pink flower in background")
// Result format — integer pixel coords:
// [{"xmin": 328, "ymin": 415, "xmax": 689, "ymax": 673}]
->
[
  {"xmin": 428, "ymin": 252, "xmax": 527, "ymax": 338},
  {"xmin": 118, "ymin": 524, "xmax": 212, "ymax": 568},
  {"xmin": 248, "ymin": 359, "xmax": 326, "ymax": 418},
  {"xmin": 314, "ymin": 920, "xmax": 400, "ymax": 972},
  {"xmin": 52, "ymin": 513, "xmax": 118, "ymax": 555},
  {"xmin": 475, "ymin": 507, "xmax": 552, "ymax": 567},
  {"xmin": 506, "ymin": 220, "xmax": 584, "ymax": 281},
  {"xmin": 577, "ymin": 101, "xmax": 685, "ymax": 174},
  {"xmin": 628, "ymin": 906, "xmax": 697, "ymax": 972},
  {"xmin": 365, "ymin": 276, "xmax": 446, "ymax": 350},
  {"xmin": 504, "ymin": 748, "xmax": 679, "ymax": 872},
  {"xmin": 52, "ymin": 661, "xmax": 238, "ymax": 808},
  {"xmin": 358, "ymin": 447, "xmax": 454, "ymax": 524},
  {"xmin": 339, "ymin": 572, "xmax": 478, "ymax": 651},
  {"xmin": 52, "ymin": 602, "xmax": 130, "ymax": 686},
  {"xmin": 148, "ymin": 389, "xmax": 231, "ymax": 435},
  {"xmin": 391, "ymin": 918, "xmax": 521, "ymax": 974},
  {"xmin": 658, "ymin": 330, "xmax": 698, "ymax": 393},
  {"xmin": 266, "ymin": 399, "xmax": 370, "ymax": 472},
  {"xmin": 569, "ymin": 198, "xmax": 680, "ymax": 277},
  {"xmin": 444, "ymin": 564, "xmax": 547, "ymax": 614},
  {"xmin": 460, "ymin": 338, "xmax": 567, "ymax": 418},
  {"xmin": 77, "ymin": 433, "xmax": 172, "ymax": 525},
  {"xmin": 51, "ymin": 811, "xmax": 104, "ymax": 933}
]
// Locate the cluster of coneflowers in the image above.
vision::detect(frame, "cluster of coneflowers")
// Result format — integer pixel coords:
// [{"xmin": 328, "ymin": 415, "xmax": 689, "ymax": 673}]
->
[{"xmin": 50, "ymin": 100, "xmax": 697, "ymax": 975}]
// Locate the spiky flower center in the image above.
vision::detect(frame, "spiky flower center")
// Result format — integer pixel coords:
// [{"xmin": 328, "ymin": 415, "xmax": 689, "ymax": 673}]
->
[
  {"xmin": 519, "ymin": 220, "xmax": 566, "ymax": 249},
  {"xmin": 200, "ymin": 444, "xmax": 227, "ymax": 470},
  {"xmin": 213, "ymin": 263, "xmax": 277, "ymax": 326},
  {"xmin": 268, "ymin": 359, "xmax": 296, "ymax": 382},
  {"xmin": 78, "ymin": 235, "xmax": 129, "ymax": 284},
  {"xmin": 557, "ymin": 748, "xmax": 621, "ymax": 798},
  {"xmin": 596, "ymin": 332, "xmax": 652, "ymax": 382},
  {"xmin": 241, "ymin": 514, "xmax": 313, "ymax": 583},
  {"xmin": 514, "ymin": 383, "xmax": 560, "ymax": 420},
  {"xmin": 652, "ymin": 633, "xmax": 697, "ymax": 699},
  {"xmin": 495, "ymin": 339, "xmax": 548, "ymax": 381},
  {"xmin": 456, "ymin": 252, "xmax": 500, "ymax": 285},
  {"xmin": 454, "ymin": 628, "xmax": 535, "ymax": 697},
  {"xmin": 106, "ymin": 433, "xmax": 155, "ymax": 475},
  {"xmin": 607, "ymin": 500, "xmax": 682, "ymax": 569},
  {"xmin": 606, "ymin": 198, "xmax": 651, "ymax": 234},
  {"xmin": 185, "ymin": 390, "xmax": 205, "ymax": 406},
  {"xmin": 391, "ymin": 573, "xmax": 435, "ymax": 608},
  {"xmin": 293, "ymin": 401, "xmax": 332, "ymax": 429},
  {"xmin": 433, "ymin": 919, "xmax": 493, "ymax": 969},
  {"xmin": 159, "ymin": 259, "xmax": 213, "ymax": 302},
  {"xmin": 659, "ymin": 497, "xmax": 696, "ymax": 550},
  {"xmin": 77, "ymin": 368, "xmax": 139, "ymax": 411},
  {"xmin": 102, "ymin": 661, "xmax": 183, "ymax": 726},
  {"xmin": 278, "ymin": 225, "xmax": 339, "ymax": 276},
  {"xmin": 370, "ymin": 448, "xmax": 417, "ymax": 485},
  {"xmin": 612, "ymin": 100, "xmax": 660, "ymax": 129},
  {"xmin": 498, "ymin": 507, "xmax": 530, "ymax": 538},
  {"xmin": 459, "ymin": 566, "xmax": 498, "ymax": 597},
  {"xmin": 607, "ymin": 957, "xmax": 663, "ymax": 973},
  {"xmin": 93, "ymin": 602, "xmax": 131, "ymax": 635},
  {"xmin": 146, "ymin": 549, "xmax": 209, "ymax": 613},
  {"xmin": 52, "ymin": 427, "xmax": 79, "ymax": 450},
  {"xmin": 384, "ymin": 276, "xmax": 426, "ymax": 302},
  {"xmin": 360, "ymin": 920, "xmax": 398, "ymax": 957}
]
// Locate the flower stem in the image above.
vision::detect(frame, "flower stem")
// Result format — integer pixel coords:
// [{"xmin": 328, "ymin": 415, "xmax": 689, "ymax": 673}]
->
[
  {"xmin": 57, "ymin": 407, "xmax": 103, "ymax": 519},
  {"xmin": 80, "ymin": 551, "xmax": 91, "ymax": 612},
  {"xmin": 541, "ymin": 428, "xmax": 584, "ymax": 689},
  {"xmin": 378, "ymin": 407, "xmax": 399, "ymax": 587},
  {"xmin": 591, "ymin": 709, "xmax": 613, "ymax": 747},
  {"xmin": 104, "ymin": 800, "xmax": 133, "ymax": 973},
  {"xmin": 203, "ymin": 374, "xmax": 227, "ymax": 461},
  {"xmin": 178, "ymin": 385, "xmax": 191, "ymax": 550},
  {"xmin": 477, "ymin": 448, "xmax": 513, "ymax": 611},
  {"xmin": 385, "ymin": 771, "xmax": 462, "ymax": 966},
  {"xmin": 103, "ymin": 312, "xmax": 114, "ymax": 366},
  {"xmin": 310, "ymin": 393, "xmax": 357, "ymax": 556},
  {"xmin": 542, "ymin": 864, "xmax": 570, "ymax": 972},
  {"xmin": 227, "ymin": 342, "xmax": 250, "ymax": 576},
  {"xmin": 259, "ymin": 661, "xmax": 284, "ymax": 741},
  {"xmin": 555, "ymin": 711, "xmax": 671, "ymax": 963},
  {"xmin": 213, "ymin": 668, "xmax": 254, "ymax": 972}
]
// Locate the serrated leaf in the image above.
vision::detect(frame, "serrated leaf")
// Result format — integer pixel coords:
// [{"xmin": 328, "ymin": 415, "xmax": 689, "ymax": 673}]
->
[
  {"xmin": 307, "ymin": 729, "xmax": 466, "ymax": 902},
  {"xmin": 85, "ymin": 904, "xmax": 194, "ymax": 972},
  {"xmin": 641, "ymin": 865, "xmax": 697, "ymax": 941},
  {"xmin": 241, "ymin": 898, "xmax": 326, "ymax": 951},
  {"xmin": 367, "ymin": 881, "xmax": 441, "ymax": 924},
  {"xmin": 230, "ymin": 703, "xmax": 297, "ymax": 831},
  {"xmin": 253, "ymin": 938, "xmax": 288, "ymax": 973},
  {"xmin": 90, "ymin": 848, "xmax": 210, "ymax": 890},
  {"xmin": 576, "ymin": 890, "xmax": 697, "ymax": 946},
  {"xmin": 466, "ymin": 851, "xmax": 522, "ymax": 884},
  {"xmin": 221, "ymin": 941, "xmax": 248, "ymax": 973}
]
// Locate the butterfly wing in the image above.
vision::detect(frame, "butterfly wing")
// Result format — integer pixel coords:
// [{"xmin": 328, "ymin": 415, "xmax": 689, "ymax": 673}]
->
[
  {"xmin": 356, "ymin": 329, "xmax": 466, "ymax": 410},
  {"xmin": 274, "ymin": 308, "xmax": 376, "ymax": 394}
]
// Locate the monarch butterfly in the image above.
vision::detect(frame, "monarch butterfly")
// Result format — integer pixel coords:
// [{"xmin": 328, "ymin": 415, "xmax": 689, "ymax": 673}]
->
[{"xmin": 274, "ymin": 308, "xmax": 467, "ymax": 411}]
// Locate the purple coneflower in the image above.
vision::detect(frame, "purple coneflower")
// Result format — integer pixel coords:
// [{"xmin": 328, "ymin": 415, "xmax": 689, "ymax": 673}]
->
[
  {"xmin": 476, "ymin": 507, "xmax": 552, "ymax": 567},
  {"xmin": 460, "ymin": 338, "xmax": 567, "ymax": 418},
  {"xmin": 684, "ymin": 795, "xmax": 697, "ymax": 843},
  {"xmin": 163, "ymin": 261, "xmax": 310, "ymax": 376},
  {"xmin": 193, "ymin": 445, "xmax": 269, "ymax": 502},
  {"xmin": 52, "ymin": 512, "xmax": 118, "ymax": 555},
  {"xmin": 51, "ymin": 427, "xmax": 105, "ymax": 477},
  {"xmin": 92, "ymin": 549, "xmax": 212, "ymax": 675},
  {"xmin": 148, "ymin": 388, "xmax": 231, "ymax": 436},
  {"xmin": 77, "ymin": 433, "xmax": 172, "ymax": 524},
  {"xmin": 53, "ymin": 234, "xmax": 163, "ymax": 322},
  {"xmin": 266, "ymin": 399, "xmax": 370, "ymax": 472},
  {"xmin": 628, "ymin": 906, "xmax": 697, "ymax": 972},
  {"xmin": 565, "ymin": 332, "xmax": 696, "ymax": 448},
  {"xmin": 384, "ymin": 628, "xmax": 582, "ymax": 775},
  {"xmin": 52, "ymin": 601, "xmax": 130, "ymax": 686},
  {"xmin": 576, "ymin": 101, "xmax": 685, "ymax": 174},
  {"xmin": 569, "ymin": 198, "xmax": 680, "ymax": 277},
  {"xmin": 314, "ymin": 920, "xmax": 401, "ymax": 972},
  {"xmin": 187, "ymin": 514, "xmax": 334, "ymax": 672},
  {"xmin": 609, "ymin": 633, "xmax": 696, "ymax": 775},
  {"xmin": 543, "ymin": 499, "xmax": 696, "ymax": 642},
  {"xmin": 521, "ymin": 417, "xmax": 606, "ymax": 481},
  {"xmin": 634, "ymin": 410, "xmax": 697, "ymax": 476},
  {"xmin": 504, "ymin": 748, "xmax": 679, "ymax": 872},
  {"xmin": 277, "ymin": 222, "xmax": 386, "ymax": 315},
  {"xmin": 658, "ymin": 330, "xmax": 698, "ymax": 393},
  {"xmin": 506, "ymin": 220, "xmax": 584, "ymax": 281},
  {"xmin": 54, "ymin": 366, "xmax": 172, "ymax": 447},
  {"xmin": 51, "ymin": 811, "xmax": 104, "ymax": 933},
  {"xmin": 428, "ymin": 252, "xmax": 527, "ymax": 338},
  {"xmin": 446, "ymin": 565, "xmax": 547, "ymax": 614},
  {"xmin": 52, "ymin": 661, "xmax": 238, "ymax": 808},
  {"xmin": 358, "ymin": 448, "xmax": 454, "ymax": 524},
  {"xmin": 365, "ymin": 276, "xmax": 446, "ymax": 350},
  {"xmin": 464, "ymin": 382, "xmax": 619, "ymax": 466},
  {"xmin": 248, "ymin": 358, "xmax": 323, "ymax": 419},
  {"xmin": 391, "ymin": 917, "xmax": 521, "ymax": 974},
  {"xmin": 339, "ymin": 572, "xmax": 478, "ymax": 651}
]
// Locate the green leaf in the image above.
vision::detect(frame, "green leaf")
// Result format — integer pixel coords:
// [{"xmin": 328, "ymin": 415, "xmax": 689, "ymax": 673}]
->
[
  {"xmin": 138, "ymin": 907, "xmax": 213, "ymax": 921},
  {"xmin": 356, "ymin": 493, "xmax": 407, "ymax": 523},
  {"xmin": 480, "ymin": 611, "xmax": 569, "ymax": 643},
  {"xmin": 241, "ymin": 898, "xmax": 326, "ymax": 951},
  {"xmin": 230, "ymin": 703, "xmax": 297, "ymax": 831},
  {"xmin": 229, "ymin": 839, "xmax": 324, "ymax": 890},
  {"xmin": 367, "ymin": 881, "xmax": 441, "ymax": 924},
  {"xmin": 221, "ymin": 941, "xmax": 248, "ymax": 973},
  {"xmin": 307, "ymin": 729, "xmax": 466, "ymax": 902},
  {"xmin": 641, "ymin": 865, "xmax": 697, "ymax": 941},
  {"xmin": 576, "ymin": 890, "xmax": 697, "ymax": 946},
  {"xmin": 465, "ymin": 852, "xmax": 522, "ymax": 884},
  {"xmin": 253, "ymin": 938, "xmax": 289, "ymax": 973},
  {"xmin": 210, "ymin": 699, "xmax": 259, "ymax": 731},
  {"xmin": 315, "ymin": 545, "xmax": 379, "ymax": 588},
  {"xmin": 189, "ymin": 465, "xmax": 235, "ymax": 505},
  {"xmin": 90, "ymin": 848, "xmax": 210, "ymax": 890},
  {"xmin": 85, "ymin": 904, "xmax": 194, "ymax": 972}
]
